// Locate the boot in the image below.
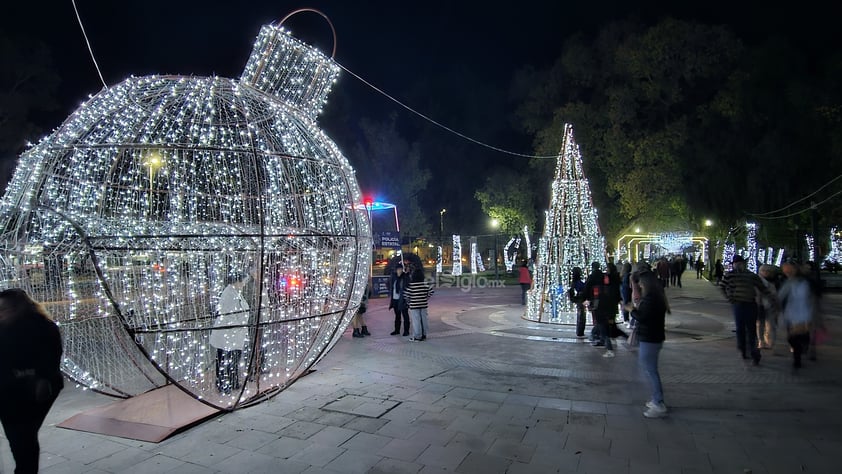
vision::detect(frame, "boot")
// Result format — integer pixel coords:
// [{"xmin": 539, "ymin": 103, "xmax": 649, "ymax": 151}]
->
[
  {"xmin": 390, "ymin": 323, "xmax": 400, "ymax": 336},
  {"xmin": 352, "ymin": 328, "xmax": 363, "ymax": 338},
  {"xmin": 362, "ymin": 326, "xmax": 371, "ymax": 336}
]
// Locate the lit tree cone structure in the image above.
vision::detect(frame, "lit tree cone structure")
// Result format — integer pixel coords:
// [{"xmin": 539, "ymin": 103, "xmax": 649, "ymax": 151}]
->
[
  {"xmin": 0, "ymin": 24, "xmax": 371, "ymax": 409},
  {"xmin": 525, "ymin": 124, "xmax": 605, "ymax": 324}
]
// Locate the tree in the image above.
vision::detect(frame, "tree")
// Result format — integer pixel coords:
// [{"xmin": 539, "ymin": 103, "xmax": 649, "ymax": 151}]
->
[
  {"xmin": 516, "ymin": 18, "xmax": 744, "ymax": 240},
  {"xmin": 0, "ymin": 34, "xmax": 59, "ymax": 189},
  {"xmin": 349, "ymin": 114, "xmax": 432, "ymax": 239},
  {"xmin": 475, "ymin": 170, "xmax": 538, "ymax": 236}
]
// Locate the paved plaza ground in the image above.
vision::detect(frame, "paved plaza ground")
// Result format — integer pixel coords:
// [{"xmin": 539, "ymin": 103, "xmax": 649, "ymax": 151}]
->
[{"xmin": 2, "ymin": 275, "xmax": 840, "ymax": 473}]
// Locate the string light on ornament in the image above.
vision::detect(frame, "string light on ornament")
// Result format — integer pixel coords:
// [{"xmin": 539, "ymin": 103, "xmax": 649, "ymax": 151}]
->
[
  {"xmin": 0, "ymin": 20, "xmax": 371, "ymax": 410},
  {"xmin": 436, "ymin": 245, "xmax": 443, "ymax": 273},
  {"xmin": 525, "ymin": 124, "xmax": 605, "ymax": 324}
]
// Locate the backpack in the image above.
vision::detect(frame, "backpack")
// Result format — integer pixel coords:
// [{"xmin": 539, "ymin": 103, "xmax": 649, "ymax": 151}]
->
[{"xmin": 592, "ymin": 272, "xmax": 619, "ymax": 312}]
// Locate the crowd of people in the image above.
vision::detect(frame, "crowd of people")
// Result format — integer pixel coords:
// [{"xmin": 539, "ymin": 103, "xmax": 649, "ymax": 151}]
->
[{"xmin": 721, "ymin": 255, "xmax": 826, "ymax": 371}]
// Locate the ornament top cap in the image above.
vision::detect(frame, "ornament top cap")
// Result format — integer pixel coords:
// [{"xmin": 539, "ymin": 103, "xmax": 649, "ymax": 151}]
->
[{"xmin": 240, "ymin": 24, "xmax": 340, "ymax": 120}]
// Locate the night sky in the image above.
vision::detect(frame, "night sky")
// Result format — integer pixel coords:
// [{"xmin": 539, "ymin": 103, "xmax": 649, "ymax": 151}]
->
[{"xmin": 3, "ymin": 1, "xmax": 838, "ymax": 233}]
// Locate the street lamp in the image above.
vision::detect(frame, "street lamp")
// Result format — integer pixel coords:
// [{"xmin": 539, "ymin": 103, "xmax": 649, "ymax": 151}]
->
[
  {"xmin": 704, "ymin": 219, "xmax": 714, "ymax": 279},
  {"xmin": 439, "ymin": 208, "xmax": 447, "ymax": 247},
  {"xmin": 491, "ymin": 218, "xmax": 500, "ymax": 281}
]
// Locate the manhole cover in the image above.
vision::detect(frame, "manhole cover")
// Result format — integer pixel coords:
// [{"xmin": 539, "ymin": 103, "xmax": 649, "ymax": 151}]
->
[{"xmin": 322, "ymin": 394, "xmax": 400, "ymax": 418}]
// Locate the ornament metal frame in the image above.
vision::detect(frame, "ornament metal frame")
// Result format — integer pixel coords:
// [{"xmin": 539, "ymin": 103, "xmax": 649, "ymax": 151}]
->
[{"xmin": 0, "ymin": 20, "xmax": 371, "ymax": 410}]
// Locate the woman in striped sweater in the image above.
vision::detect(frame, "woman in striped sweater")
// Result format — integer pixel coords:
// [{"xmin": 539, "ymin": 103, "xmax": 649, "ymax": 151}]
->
[{"xmin": 404, "ymin": 265, "xmax": 433, "ymax": 341}]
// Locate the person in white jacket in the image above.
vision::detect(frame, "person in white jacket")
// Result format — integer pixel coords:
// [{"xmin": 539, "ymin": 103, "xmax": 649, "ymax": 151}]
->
[
  {"xmin": 778, "ymin": 262, "xmax": 815, "ymax": 370},
  {"xmin": 211, "ymin": 273, "xmax": 250, "ymax": 393}
]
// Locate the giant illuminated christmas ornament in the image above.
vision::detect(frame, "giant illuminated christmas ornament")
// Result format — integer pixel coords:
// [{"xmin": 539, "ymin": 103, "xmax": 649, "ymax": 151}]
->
[
  {"xmin": 0, "ymin": 22, "xmax": 371, "ymax": 410},
  {"xmin": 524, "ymin": 124, "xmax": 605, "ymax": 324}
]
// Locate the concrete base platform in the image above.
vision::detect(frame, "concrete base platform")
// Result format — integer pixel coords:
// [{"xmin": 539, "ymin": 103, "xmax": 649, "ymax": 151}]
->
[{"xmin": 56, "ymin": 384, "xmax": 220, "ymax": 442}]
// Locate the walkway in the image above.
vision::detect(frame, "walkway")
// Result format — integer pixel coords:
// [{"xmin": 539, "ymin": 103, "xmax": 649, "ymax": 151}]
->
[{"xmin": 3, "ymin": 275, "xmax": 840, "ymax": 473}]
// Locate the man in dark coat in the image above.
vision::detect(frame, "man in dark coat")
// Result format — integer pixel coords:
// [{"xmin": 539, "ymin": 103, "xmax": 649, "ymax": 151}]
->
[{"xmin": 0, "ymin": 288, "xmax": 64, "ymax": 473}]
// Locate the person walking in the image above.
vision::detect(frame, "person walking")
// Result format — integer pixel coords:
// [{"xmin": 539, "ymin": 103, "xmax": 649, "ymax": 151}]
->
[
  {"xmin": 405, "ymin": 265, "xmax": 433, "ymax": 341},
  {"xmin": 757, "ymin": 265, "xmax": 781, "ymax": 351},
  {"xmin": 210, "ymin": 273, "xmax": 250, "ymax": 393},
  {"xmin": 721, "ymin": 255, "xmax": 770, "ymax": 365},
  {"xmin": 624, "ymin": 272, "xmax": 669, "ymax": 418},
  {"xmin": 620, "ymin": 261, "xmax": 633, "ymax": 327},
  {"xmin": 388, "ymin": 264, "xmax": 410, "ymax": 336},
  {"xmin": 568, "ymin": 266, "xmax": 587, "ymax": 338},
  {"xmin": 0, "ymin": 289, "xmax": 64, "ymax": 473},
  {"xmin": 583, "ymin": 262, "xmax": 622, "ymax": 357},
  {"xmin": 518, "ymin": 261, "xmax": 532, "ymax": 305},
  {"xmin": 695, "ymin": 257, "xmax": 705, "ymax": 279},
  {"xmin": 351, "ymin": 284, "xmax": 370, "ymax": 338},
  {"xmin": 714, "ymin": 259, "xmax": 724, "ymax": 285},
  {"xmin": 778, "ymin": 262, "xmax": 815, "ymax": 370}
]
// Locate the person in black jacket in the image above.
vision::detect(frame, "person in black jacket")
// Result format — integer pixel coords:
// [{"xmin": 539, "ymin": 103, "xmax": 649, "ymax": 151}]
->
[
  {"xmin": 625, "ymin": 272, "xmax": 668, "ymax": 418},
  {"xmin": 0, "ymin": 288, "xmax": 64, "ymax": 473},
  {"xmin": 583, "ymin": 262, "xmax": 622, "ymax": 357},
  {"xmin": 387, "ymin": 264, "xmax": 410, "ymax": 336}
]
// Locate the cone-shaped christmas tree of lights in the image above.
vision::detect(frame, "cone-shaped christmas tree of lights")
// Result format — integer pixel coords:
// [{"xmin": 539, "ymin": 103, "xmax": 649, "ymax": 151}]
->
[{"xmin": 525, "ymin": 124, "xmax": 605, "ymax": 324}]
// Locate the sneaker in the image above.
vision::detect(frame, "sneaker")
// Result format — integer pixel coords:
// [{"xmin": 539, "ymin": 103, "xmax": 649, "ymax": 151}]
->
[
  {"xmin": 643, "ymin": 402, "xmax": 668, "ymax": 418},
  {"xmin": 409, "ymin": 337, "xmax": 422, "ymax": 342},
  {"xmin": 645, "ymin": 400, "xmax": 659, "ymax": 410},
  {"xmin": 420, "ymin": 335, "xmax": 427, "ymax": 341},
  {"xmin": 576, "ymin": 334, "xmax": 587, "ymax": 339},
  {"xmin": 390, "ymin": 331, "xmax": 400, "ymax": 335},
  {"xmin": 602, "ymin": 350, "xmax": 615, "ymax": 358}
]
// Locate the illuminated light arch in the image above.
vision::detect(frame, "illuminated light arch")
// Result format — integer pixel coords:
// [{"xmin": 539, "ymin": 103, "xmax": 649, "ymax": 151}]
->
[{"xmin": 0, "ymin": 23, "xmax": 370, "ymax": 410}]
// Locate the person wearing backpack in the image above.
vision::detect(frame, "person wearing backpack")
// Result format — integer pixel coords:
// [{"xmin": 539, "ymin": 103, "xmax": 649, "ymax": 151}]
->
[{"xmin": 583, "ymin": 262, "xmax": 623, "ymax": 357}]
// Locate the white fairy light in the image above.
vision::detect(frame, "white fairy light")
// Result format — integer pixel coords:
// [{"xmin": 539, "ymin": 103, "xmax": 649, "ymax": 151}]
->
[
  {"xmin": 503, "ymin": 236, "xmax": 520, "ymax": 271},
  {"xmin": 746, "ymin": 222, "xmax": 758, "ymax": 272},
  {"xmin": 452, "ymin": 235, "xmax": 462, "ymax": 276},
  {"xmin": 805, "ymin": 233, "xmax": 815, "ymax": 262},
  {"xmin": 0, "ymin": 24, "xmax": 371, "ymax": 409},
  {"xmin": 824, "ymin": 226, "xmax": 841, "ymax": 267},
  {"xmin": 525, "ymin": 124, "xmax": 605, "ymax": 324}
]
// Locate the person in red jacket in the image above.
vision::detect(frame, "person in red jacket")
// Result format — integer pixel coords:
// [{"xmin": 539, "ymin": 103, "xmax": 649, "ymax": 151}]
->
[{"xmin": 518, "ymin": 261, "xmax": 532, "ymax": 305}]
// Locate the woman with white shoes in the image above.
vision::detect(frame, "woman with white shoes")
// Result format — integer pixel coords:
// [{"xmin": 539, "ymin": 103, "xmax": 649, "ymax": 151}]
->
[{"xmin": 625, "ymin": 271, "xmax": 669, "ymax": 418}]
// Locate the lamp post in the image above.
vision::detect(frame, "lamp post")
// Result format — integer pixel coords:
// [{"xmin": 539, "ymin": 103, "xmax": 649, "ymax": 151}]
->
[
  {"xmin": 439, "ymin": 208, "xmax": 447, "ymax": 251},
  {"xmin": 704, "ymin": 219, "xmax": 713, "ymax": 279},
  {"xmin": 491, "ymin": 218, "xmax": 500, "ymax": 281}
]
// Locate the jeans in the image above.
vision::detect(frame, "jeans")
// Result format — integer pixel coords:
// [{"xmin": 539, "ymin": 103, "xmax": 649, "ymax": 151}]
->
[
  {"xmin": 639, "ymin": 341, "xmax": 664, "ymax": 404},
  {"xmin": 520, "ymin": 283, "xmax": 530, "ymax": 305},
  {"xmin": 410, "ymin": 308, "xmax": 428, "ymax": 339},
  {"xmin": 732, "ymin": 302, "xmax": 760, "ymax": 361},
  {"xmin": 575, "ymin": 303, "xmax": 586, "ymax": 337},
  {"xmin": 598, "ymin": 320, "xmax": 613, "ymax": 350}
]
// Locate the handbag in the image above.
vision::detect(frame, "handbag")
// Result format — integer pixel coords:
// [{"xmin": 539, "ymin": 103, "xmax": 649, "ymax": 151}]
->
[{"xmin": 627, "ymin": 325, "xmax": 639, "ymax": 348}]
